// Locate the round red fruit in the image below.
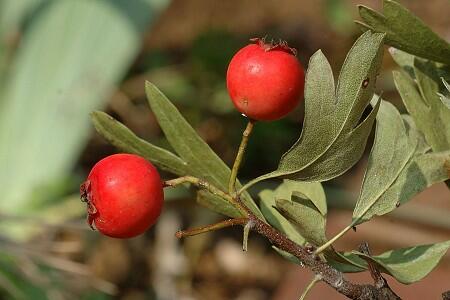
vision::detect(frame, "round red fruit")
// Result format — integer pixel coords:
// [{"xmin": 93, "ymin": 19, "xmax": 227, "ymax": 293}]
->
[
  {"xmin": 80, "ymin": 153, "xmax": 163, "ymax": 238},
  {"xmin": 226, "ymin": 38, "xmax": 305, "ymax": 121}
]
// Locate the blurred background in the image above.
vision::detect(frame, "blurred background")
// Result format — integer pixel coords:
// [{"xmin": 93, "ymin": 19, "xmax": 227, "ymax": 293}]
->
[{"xmin": 0, "ymin": 0, "xmax": 449, "ymax": 299}]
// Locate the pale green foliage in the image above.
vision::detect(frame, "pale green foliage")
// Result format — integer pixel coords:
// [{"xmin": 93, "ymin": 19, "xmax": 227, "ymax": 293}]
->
[
  {"xmin": 352, "ymin": 100, "xmax": 450, "ymax": 225},
  {"xmin": 259, "ymin": 189, "xmax": 306, "ymax": 246},
  {"xmin": 354, "ymin": 240, "xmax": 450, "ymax": 284},
  {"xmin": 260, "ymin": 180, "xmax": 327, "ymax": 247},
  {"xmin": 275, "ymin": 181, "xmax": 327, "ymax": 246},
  {"xmin": 357, "ymin": 0, "xmax": 450, "ymax": 64},
  {"xmin": 241, "ymin": 31, "xmax": 384, "ymax": 191},
  {"xmin": 145, "ymin": 82, "xmax": 263, "ymax": 219},
  {"xmin": 91, "ymin": 111, "xmax": 188, "ymax": 175},
  {"xmin": 391, "ymin": 49, "xmax": 450, "ymax": 152},
  {"xmin": 353, "ymin": 100, "xmax": 417, "ymax": 225},
  {"xmin": 275, "ymin": 180, "xmax": 327, "ymax": 215}
]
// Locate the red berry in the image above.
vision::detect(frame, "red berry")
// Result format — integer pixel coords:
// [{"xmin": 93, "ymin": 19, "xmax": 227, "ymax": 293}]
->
[
  {"xmin": 226, "ymin": 38, "xmax": 305, "ymax": 121},
  {"xmin": 80, "ymin": 154, "xmax": 163, "ymax": 238}
]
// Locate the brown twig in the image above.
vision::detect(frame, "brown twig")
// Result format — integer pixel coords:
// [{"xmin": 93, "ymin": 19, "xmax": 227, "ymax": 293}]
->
[
  {"xmin": 247, "ymin": 214, "xmax": 392, "ymax": 300},
  {"xmin": 167, "ymin": 124, "xmax": 405, "ymax": 299},
  {"xmin": 168, "ymin": 175, "xmax": 403, "ymax": 299}
]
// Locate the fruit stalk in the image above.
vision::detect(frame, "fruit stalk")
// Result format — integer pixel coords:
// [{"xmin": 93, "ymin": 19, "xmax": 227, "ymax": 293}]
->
[{"xmin": 228, "ymin": 119, "xmax": 255, "ymax": 196}]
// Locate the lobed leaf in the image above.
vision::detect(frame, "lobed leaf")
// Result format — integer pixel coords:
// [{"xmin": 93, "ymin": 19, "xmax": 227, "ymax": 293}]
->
[
  {"xmin": 357, "ymin": 0, "xmax": 450, "ymax": 65},
  {"xmin": 259, "ymin": 189, "xmax": 305, "ymax": 246},
  {"xmin": 353, "ymin": 240, "xmax": 450, "ymax": 284},
  {"xmin": 241, "ymin": 31, "xmax": 384, "ymax": 190},
  {"xmin": 259, "ymin": 180, "xmax": 327, "ymax": 247},
  {"xmin": 276, "ymin": 196, "xmax": 327, "ymax": 247},
  {"xmin": 274, "ymin": 180, "xmax": 327, "ymax": 216},
  {"xmin": 353, "ymin": 100, "xmax": 450, "ymax": 225},
  {"xmin": 392, "ymin": 52, "xmax": 450, "ymax": 153},
  {"xmin": 91, "ymin": 111, "xmax": 188, "ymax": 175},
  {"xmin": 353, "ymin": 100, "xmax": 416, "ymax": 224},
  {"xmin": 145, "ymin": 82, "xmax": 263, "ymax": 219}
]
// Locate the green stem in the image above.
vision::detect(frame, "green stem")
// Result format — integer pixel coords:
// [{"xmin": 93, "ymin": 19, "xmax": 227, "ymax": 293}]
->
[
  {"xmin": 299, "ymin": 276, "xmax": 321, "ymax": 300},
  {"xmin": 315, "ymin": 223, "xmax": 355, "ymax": 255},
  {"xmin": 164, "ymin": 176, "xmax": 247, "ymax": 216},
  {"xmin": 228, "ymin": 120, "xmax": 255, "ymax": 195},
  {"xmin": 175, "ymin": 218, "xmax": 248, "ymax": 238}
]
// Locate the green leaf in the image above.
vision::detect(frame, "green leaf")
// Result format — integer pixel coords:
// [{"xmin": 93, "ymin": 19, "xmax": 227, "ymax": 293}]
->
[
  {"xmin": 0, "ymin": 0, "xmax": 167, "ymax": 215},
  {"xmin": 272, "ymin": 246, "xmax": 304, "ymax": 266},
  {"xmin": 259, "ymin": 189, "xmax": 305, "ymax": 246},
  {"xmin": 259, "ymin": 180, "xmax": 327, "ymax": 247},
  {"xmin": 328, "ymin": 252, "xmax": 367, "ymax": 273},
  {"xmin": 259, "ymin": 180, "xmax": 327, "ymax": 245},
  {"xmin": 353, "ymin": 100, "xmax": 417, "ymax": 224},
  {"xmin": 197, "ymin": 190, "xmax": 242, "ymax": 219},
  {"xmin": 366, "ymin": 150, "xmax": 450, "ymax": 217},
  {"xmin": 393, "ymin": 61, "xmax": 450, "ymax": 152},
  {"xmin": 145, "ymin": 81, "xmax": 263, "ymax": 219},
  {"xmin": 357, "ymin": 0, "xmax": 450, "ymax": 65},
  {"xmin": 91, "ymin": 111, "xmax": 188, "ymax": 175},
  {"xmin": 353, "ymin": 240, "xmax": 450, "ymax": 284},
  {"xmin": 275, "ymin": 180, "xmax": 327, "ymax": 216},
  {"xmin": 353, "ymin": 100, "xmax": 450, "ymax": 225},
  {"xmin": 241, "ymin": 31, "xmax": 384, "ymax": 190},
  {"xmin": 276, "ymin": 196, "xmax": 327, "ymax": 247}
]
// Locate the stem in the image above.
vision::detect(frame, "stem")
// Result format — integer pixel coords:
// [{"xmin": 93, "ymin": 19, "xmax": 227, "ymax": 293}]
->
[
  {"xmin": 228, "ymin": 120, "xmax": 255, "ymax": 195},
  {"xmin": 315, "ymin": 223, "xmax": 355, "ymax": 255},
  {"xmin": 237, "ymin": 177, "xmax": 260, "ymax": 196},
  {"xmin": 164, "ymin": 176, "xmax": 247, "ymax": 216},
  {"xmin": 175, "ymin": 218, "xmax": 247, "ymax": 238},
  {"xmin": 248, "ymin": 215, "xmax": 367, "ymax": 299},
  {"xmin": 169, "ymin": 175, "xmax": 402, "ymax": 299},
  {"xmin": 299, "ymin": 276, "xmax": 321, "ymax": 300}
]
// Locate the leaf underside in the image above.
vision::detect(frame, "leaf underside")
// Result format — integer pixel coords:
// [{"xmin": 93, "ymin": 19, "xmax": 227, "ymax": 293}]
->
[
  {"xmin": 357, "ymin": 0, "xmax": 450, "ymax": 65},
  {"xmin": 242, "ymin": 31, "xmax": 384, "ymax": 190},
  {"xmin": 391, "ymin": 49, "xmax": 450, "ymax": 153},
  {"xmin": 259, "ymin": 180, "xmax": 328, "ymax": 246},
  {"xmin": 352, "ymin": 99, "xmax": 450, "ymax": 225},
  {"xmin": 353, "ymin": 240, "xmax": 450, "ymax": 284}
]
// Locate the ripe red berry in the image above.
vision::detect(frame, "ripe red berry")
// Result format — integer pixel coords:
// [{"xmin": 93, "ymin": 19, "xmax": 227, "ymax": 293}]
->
[
  {"xmin": 226, "ymin": 38, "xmax": 305, "ymax": 121},
  {"xmin": 80, "ymin": 154, "xmax": 163, "ymax": 238}
]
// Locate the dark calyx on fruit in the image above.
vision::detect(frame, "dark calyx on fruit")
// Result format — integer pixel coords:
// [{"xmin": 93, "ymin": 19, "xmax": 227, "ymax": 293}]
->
[
  {"xmin": 250, "ymin": 37, "xmax": 297, "ymax": 56},
  {"xmin": 80, "ymin": 180, "xmax": 97, "ymax": 230}
]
